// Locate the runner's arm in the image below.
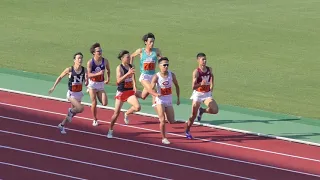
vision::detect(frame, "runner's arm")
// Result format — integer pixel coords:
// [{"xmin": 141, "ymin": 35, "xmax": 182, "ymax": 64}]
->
[
  {"xmin": 156, "ymin": 48, "xmax": 162, "ymax": 59},
  {"xmin": 86, "ymin": 60, "xmax": 103, "ymax": 78},
  {"xmin": 49, "ymin": 67, "xmax": 70, "ymax": 93},
  {"xmin": 116, "ymin": 65, "xmax": 134, "ymax": 84},
  {"xmin": 132, "ymin": 71, "xmax": 137, "ymax": 90},
  {"xmin": 149, "ymin": 75, "xmax": 160, "ymax": 97},
  {"xmin": 130, "ymin": 48, "xmax": 142, "ymax": 65},
  {"xmin": 172, "ymin": 72, "xmax": 180, "ymax": 100},
  {"xmin": 192, "ymin": 69, "xmax": 202, "ymax": 90},
  {"xmin": 84, "ymin": 68, "xmax": 89, "ymax": 86},
  {"xmin": 209, "ymin": 67, "xmax": 214, "ymax": 92},
  {"xmin": 105, "ymin": 59, "xmax": 111, "ymax": 81},
  {"xmin": 116, "ymin": 65, "xmax": 125, "ymax": 84}
]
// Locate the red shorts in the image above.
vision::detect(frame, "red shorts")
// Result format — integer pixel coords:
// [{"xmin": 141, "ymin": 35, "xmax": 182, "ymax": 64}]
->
[{"xmin": 115, "ymin": 90, "xmax": 135, "ymax": 102}]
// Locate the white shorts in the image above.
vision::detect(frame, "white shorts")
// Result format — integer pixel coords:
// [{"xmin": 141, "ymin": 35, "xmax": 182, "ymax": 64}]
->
[
  {"xmin": 67, "ymin": 90, "xmax": 83, "ymax": 102},
  {"xmin": 190, "ymin": 90, "xmax": 212, "ymax": 103},
  {"xmin": 87, "ymin": 80, "xmax": 105, "ymax": 91},
  {"xmin": 139, "ymin": 73, "xmax": 154, "ymax": 82},
  {"xmin": 155, "ymin": 96, "xmax": 172, "ymax": 108}
]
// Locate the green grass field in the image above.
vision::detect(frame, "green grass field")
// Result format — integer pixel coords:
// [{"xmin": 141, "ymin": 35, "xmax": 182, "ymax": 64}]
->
[{"xmin": 1, "ymin": 0, "xmax": 319, "ymax": 119}]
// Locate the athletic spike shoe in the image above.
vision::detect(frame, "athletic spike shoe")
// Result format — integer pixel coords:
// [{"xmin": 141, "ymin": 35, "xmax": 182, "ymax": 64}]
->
[
  {"xmin": 186, "ymin": 132, "xmax": 193, "ymax": 139},
  {"xmin": 107, "ymin": 129, "xmax": 113, "ymax": 138},
  {"xmin": 162, "ymin": 138, "xmax": 170, "ymax": 144},
  {"xmin": 58, "ymin": 123, "xmax": 66, "ymax": 134},
  {"xmin": 92, "ymin": 120, "xmax": 99, "ymax": 126}
]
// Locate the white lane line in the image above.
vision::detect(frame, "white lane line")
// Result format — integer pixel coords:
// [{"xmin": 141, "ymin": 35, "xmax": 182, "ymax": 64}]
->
[
  {"xmin": 1, "ymin": 130, "xmax": 255, "ymax": 180},
  {"xmin": 0, "ymin": 102, "xmax": 319, "ymax": 163},
  {"xmin": 1, "ymin": 115, "xmax": 320, "ymax": 178},
  {"xmin": 0, "ymin": 162, "xmax": 87, "ymax": 180},
  {"xmin": 0, "ymin": 145, "xmax": 171, "ymax": 180}
]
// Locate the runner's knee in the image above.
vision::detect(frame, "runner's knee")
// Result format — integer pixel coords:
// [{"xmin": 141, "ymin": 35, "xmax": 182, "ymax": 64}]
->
[
  {"xmin": 159, "ymin": 119, "xmax": 166, "ymax": 125},
  {"xmin": 190, "ymin": 114, "xmax": 197, "ymax": 120},
  {"xmin": 159, "ymin": 115, "xmax": 165, "ymax": 124},
  {"xmin": 209, "ymin": 107, "xmax": 218, "ymax": 114},
  {"xmin": 134, "ymin": 104, "xmax": 141, "ymax": 112},
  {"xmin": 208, "ymin": 103, "xmax": 219, "ymax": 114},
  {"xmin": 78, "ymin": 105, "xmax": 84, "ymax": 113},
  {"xmin": 141, "ymin": 93, "xmax": 147, "ymax": 100}
]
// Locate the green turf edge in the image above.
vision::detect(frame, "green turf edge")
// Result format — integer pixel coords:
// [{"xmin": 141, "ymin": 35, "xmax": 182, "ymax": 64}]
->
[{"xmin": 1, "ymin": 67, "xmax": 319, "ymax": 126}]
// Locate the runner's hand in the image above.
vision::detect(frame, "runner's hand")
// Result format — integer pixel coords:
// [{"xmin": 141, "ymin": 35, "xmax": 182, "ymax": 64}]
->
[
  {"xmin": 200, "ymin": 79, "xmax": 206, "ymax": 86},
  {"xmin": 97, "ymin": 70, "xmax": 104, "ymax": 76},
  {"xmin": 127, "ymin": 68, "xmax": 135, "ymax": 75},
  {"xmin": 176, "ymin": 98, "xmax": 180, "ymax": 105},
  {"xmin": 48, "ymin": 87, "xmax": 55, "ymax": 95}
]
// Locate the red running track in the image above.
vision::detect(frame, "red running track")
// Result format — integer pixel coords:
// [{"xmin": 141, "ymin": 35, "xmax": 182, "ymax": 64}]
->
[{"xmin": 0, "ymin": 91, "xmax": 320, "ymax": 180}]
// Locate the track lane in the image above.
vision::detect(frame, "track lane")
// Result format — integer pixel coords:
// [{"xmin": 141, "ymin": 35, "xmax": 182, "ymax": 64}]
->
[
  {"xmin": 1, "ymin": 119, "xmax": 254, "ymax": 180},
  {"xmin": 1, "ymin": 91, "xmax": 320, "ymax": 179},
  {"xmin": 0, "ymin": 162, "xmax": 87, "ymax": 180},
  {"xmin": 1, "ymin": 91, "xmax": 319, "ymax": 161},
  {"xmin": 1, "ymin": 113, "xmax": 319, "ymax": 179},
  {"xmin": 1, "ymin": 146, "xmax": 169, "ymax": 180}
]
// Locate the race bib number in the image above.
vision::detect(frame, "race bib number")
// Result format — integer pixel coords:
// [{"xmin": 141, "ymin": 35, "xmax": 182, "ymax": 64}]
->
[
  {"xmin": 124, "ymin": 81, "xmax": 133, "ymax": 88},
  {"xmin": 197, "ymin": 85, "xmax": 210, "ymax": 92},
  {"xmin": 160, "ymin": 87, "xmax": 172, "ymax": 95},
  {"xmin": 143, "ymin": 62, "xmax": 155, "ymax": 71},
  {"xmin": 71, "ymin": 84, "xmax": 82, "ymax": 92},
  {"xmin": 91, "ymin": 74, "xmax": 104, "ymax": 82}
]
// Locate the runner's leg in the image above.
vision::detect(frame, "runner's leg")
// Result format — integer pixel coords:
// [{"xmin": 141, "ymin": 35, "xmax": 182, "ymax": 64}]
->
[
  {"xmin": 185, "ymin": 101, "xmax": 201, "ymax": 139},
  {"xmin": 107, "ymin": 99, "xmax": 124, "ymax": 138}
]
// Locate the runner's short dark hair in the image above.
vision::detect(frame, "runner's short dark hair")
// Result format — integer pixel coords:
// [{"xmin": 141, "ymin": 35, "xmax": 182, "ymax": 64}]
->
[
  {"xmin": 118, "ymin": 50, "xmax": 130, "ymax": 60},
  {"xmin": 73, "ymin": 52, "xmax": 83, "ymax": 59},
  {"xmin": 142, "ymin": 33, "xmax": 155, "ymax": 42},
  {"xmin": 196, "ymin": 52, "xmax": 206, "ymax": 58},
  {"xmin": 158, "ymin": 57, "xmax": 169, "ymax": 63},
  {"xmin": 90, "ymin": 43, "xmax": 101, "ymax": 54}
]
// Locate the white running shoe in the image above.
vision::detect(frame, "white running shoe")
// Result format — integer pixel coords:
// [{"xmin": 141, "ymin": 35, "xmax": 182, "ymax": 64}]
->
[
  {"xmin": 124, "ymin": 112, "xmax": 129, "ymax": 124},
  {"xmin": 58, "ymin": 123, "xmax": 66, "ymax": 134},
  {"xmin": 162, "ymin": 138, "xmax": 170, "ymax": 145},
  {"xmin": 92, "ymin": 120, "xmax": 99, "ymax": 126},
  {"xmin": 107, "ymin": 129, "xmax": 113, "ymax": 138}
]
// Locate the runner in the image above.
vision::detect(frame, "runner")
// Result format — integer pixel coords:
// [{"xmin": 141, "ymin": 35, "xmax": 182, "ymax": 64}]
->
[
  {"xmin": 48, "ymin": 52, "xmax": 88, "ymax": 134},
  {"xmin": 130, "ymin": 32, "xmax": 162, "ymax": 103},
  {"xmin": 87, "ymin": 42, "xmax": 110, "ymax": 126},
  {"xmin": 150, "ymin": 57, "xmax": 180, "ymax": 144},
  {"xmin": 107, "ymin": 50, "xmax": 148, "ymax": 138},
  {"xmin": 185, "ymin": 53, "xmax": 219, "ymax": 139},
  {"xmin": 130, "ymin": 33, "xmax": 170, "ymax": 123}
]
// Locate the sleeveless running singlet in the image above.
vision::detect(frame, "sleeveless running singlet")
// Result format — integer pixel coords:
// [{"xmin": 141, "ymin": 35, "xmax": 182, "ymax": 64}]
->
[{"xmin": 139, "ymin": 48, "xmax": 157, "ymax": 75}]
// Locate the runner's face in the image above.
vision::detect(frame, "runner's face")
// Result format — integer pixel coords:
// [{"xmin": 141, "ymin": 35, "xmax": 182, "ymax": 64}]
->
[
  {"xmin": 198, "ymin": 56, "xmax": 206, "ymax": 66},
  {"xmin": 122, "ymin": 53, "xmax": 130, "ymax": 64},
  {"xmin": 74, "ymin": 55, "xmax": 83, "ymax": 65},
  {"xmin": 145, "ymin": 38, "xmax": 155, "ymax": 49},
  {"xmin": 94, "ymin": 47, "xmax": 102, "ymax": 57},
  {"xmin": 159, "ymin": 60, "xmax": 169, "ymax": 73}
]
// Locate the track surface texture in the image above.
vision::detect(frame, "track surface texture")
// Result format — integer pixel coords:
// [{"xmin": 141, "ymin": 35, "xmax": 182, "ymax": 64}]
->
[{"xmin": 1, "ymin": 91, "xmax": 320, "ymax": 180}]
